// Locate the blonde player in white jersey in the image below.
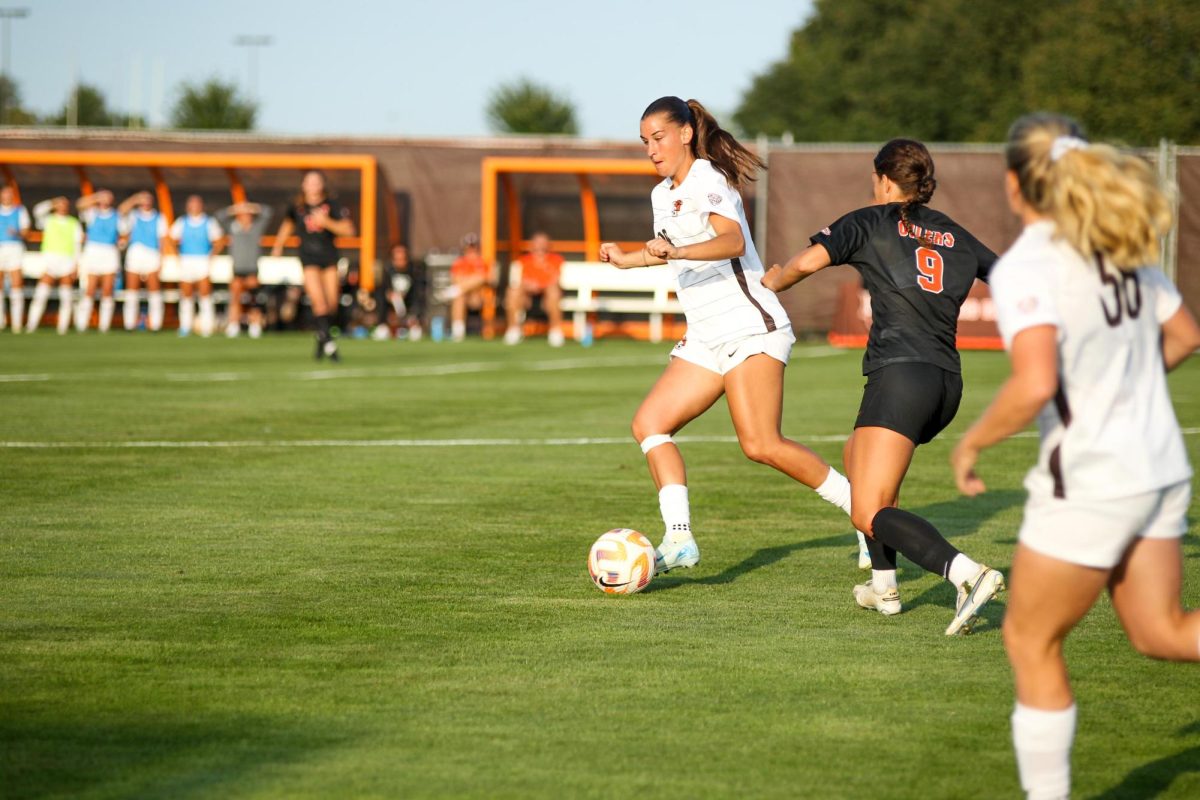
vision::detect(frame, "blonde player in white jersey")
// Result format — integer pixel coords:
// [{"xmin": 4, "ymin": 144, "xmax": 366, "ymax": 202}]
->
[
  {"xmin": 951, "ymin": 113, "xmax": 1200, "ymax": 800},
  {"xmin": 599, "ymin": 96, "xmax": 862, "ymax": 574}
]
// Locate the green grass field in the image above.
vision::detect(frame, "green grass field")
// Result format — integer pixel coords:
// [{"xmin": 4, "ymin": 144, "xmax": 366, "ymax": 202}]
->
[{"xmin": 1, "ymin": 333, "xmax": 1198, "ymax": 799}]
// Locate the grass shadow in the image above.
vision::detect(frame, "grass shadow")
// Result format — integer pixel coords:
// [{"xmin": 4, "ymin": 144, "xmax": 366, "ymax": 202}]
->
[
  {"xmin": 647, "ymin": 533, "xmax": 850, "ymax": 592},
  {"xmin": 906, "ymin": 487, "xmax": 1026, "ymax": 540},
  {"xmin": 0, "ymin": 706, "xmax": 346, "ymax": 799},
  {"xmin": 1088, "ymin": 744, "xmax": 1200, "ymax": 799}
]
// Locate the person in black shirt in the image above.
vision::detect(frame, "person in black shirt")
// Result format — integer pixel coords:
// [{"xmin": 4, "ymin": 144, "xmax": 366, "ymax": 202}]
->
[
  {"xmin": 763, "ymin": 139, "xmax": 1004, "ymax": 635},
  {"xmin": 271, "ymin": 170, "xmax": 356, "ymax": 360}
]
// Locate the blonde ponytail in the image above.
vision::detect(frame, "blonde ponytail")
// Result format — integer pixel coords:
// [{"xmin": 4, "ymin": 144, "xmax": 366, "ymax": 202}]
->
[{"xmin": 1006, "ymin": 113, "xmax": 1172, "ymax": 271}]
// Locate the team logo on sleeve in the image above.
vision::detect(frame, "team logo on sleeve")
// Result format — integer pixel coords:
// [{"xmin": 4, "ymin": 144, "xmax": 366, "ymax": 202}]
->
[
  {"xmin": 821, "ymin": 227, "xmax": 832, "ymax": 236},
  {"xmin": 707, "ymin": 193, "xmax": 722, "ymax": 206},
  {"xmin": 672, "ymin": 199, "xmax": 683, "ymax": 216}
]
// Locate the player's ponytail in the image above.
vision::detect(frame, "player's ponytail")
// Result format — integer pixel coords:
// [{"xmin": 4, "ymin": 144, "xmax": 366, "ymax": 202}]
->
[
  {"xmin": 1006, "ymin": 113, "xmax": 1172, "ymax": 272},
  {"xmin": 641, "ymin": 96, "xmax": 765, "ymax": 187},
  {"xmin": 874, "ymin": 139, "xmax": 937, "ymax": 245}
]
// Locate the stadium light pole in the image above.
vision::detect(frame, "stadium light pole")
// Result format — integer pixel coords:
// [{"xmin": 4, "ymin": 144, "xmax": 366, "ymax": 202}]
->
[
  {"xmin": 233, "ymin": 35, "xmax": 273, "ymax": 102},
  {"xmin": 0, "ymin": 6, "xmax": 30, "ymax": 124}
]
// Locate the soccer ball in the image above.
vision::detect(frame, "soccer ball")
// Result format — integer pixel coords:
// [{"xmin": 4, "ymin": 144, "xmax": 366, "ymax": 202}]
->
[{"xmin": 588, "ymin": 528, "xmax": 656, "ymax": 595}]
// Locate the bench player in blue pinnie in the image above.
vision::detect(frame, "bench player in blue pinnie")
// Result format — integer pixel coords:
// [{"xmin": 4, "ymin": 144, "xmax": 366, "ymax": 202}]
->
[
  {"xmin": 118, "ymin": 191, "xmax": 169, "ymax": 332},
  {"xmin": 0, "ymin": 184, "xmax": 31, "ymax": 332},
  {"xmin": 169, "ymin": 195, "xmax": 224, "ymax": 337},
  {"xmin": 75, "ymin": 190, "xmax": 122, "ymax": 332}
]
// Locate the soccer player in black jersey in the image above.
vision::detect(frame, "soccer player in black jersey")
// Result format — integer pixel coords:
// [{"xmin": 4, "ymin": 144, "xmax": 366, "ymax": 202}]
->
[
  {"xmin": 763, "ymin": 139, "xmax": 1005, "ymax": 635},
  {"xmin": 271, "ymin": 170, "xmax": 356, "ymax": 361}
]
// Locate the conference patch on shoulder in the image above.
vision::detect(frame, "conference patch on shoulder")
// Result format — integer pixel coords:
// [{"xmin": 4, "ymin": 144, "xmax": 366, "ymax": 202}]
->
[
  {"xmin": 707, "ymin": 193, "xmax": 722, "ymax": 206},
  {"xmin": 821, "ymin": 227, "xmax": 832, "ymax": 236}
]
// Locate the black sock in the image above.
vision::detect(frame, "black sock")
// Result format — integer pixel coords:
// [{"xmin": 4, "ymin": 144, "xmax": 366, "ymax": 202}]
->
[
  {"xmin": 315, "ymin": 314, "xmax": 331, "ymax": 343},
  {"xmin": 871, "ymin": 507, "xmax": 961, "ymax": 580},
  {"xmin": 865, "ymin": 535, "xmax": 897, "ymax": 571}
]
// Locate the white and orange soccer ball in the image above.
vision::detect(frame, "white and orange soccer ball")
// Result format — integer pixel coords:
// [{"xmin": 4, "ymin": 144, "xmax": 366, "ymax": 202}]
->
[{"xmin": 588, "ymin": 528, "xmax": 656, "ymax": 595}]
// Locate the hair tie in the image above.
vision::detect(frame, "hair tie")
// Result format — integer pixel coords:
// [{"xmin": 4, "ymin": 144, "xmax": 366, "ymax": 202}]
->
[{"xmin": 1050, "ymin": 136, "xmax": 1088, "ymax": 162}]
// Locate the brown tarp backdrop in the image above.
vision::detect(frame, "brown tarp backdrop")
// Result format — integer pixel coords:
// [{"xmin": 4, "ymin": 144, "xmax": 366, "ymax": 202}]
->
[{"xmin": 1, "ymin": 131, "xmax": 1194, "ymax": 334}]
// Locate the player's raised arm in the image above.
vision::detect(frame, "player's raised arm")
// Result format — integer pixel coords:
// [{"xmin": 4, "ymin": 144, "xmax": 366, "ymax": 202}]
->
[
  {"xmin": 598, "ymin": 241, "xmax": 665, "ymax": 269},
  {"xmin": 762, "ymin": 243, "xmax": 833, "ymax": 293}
]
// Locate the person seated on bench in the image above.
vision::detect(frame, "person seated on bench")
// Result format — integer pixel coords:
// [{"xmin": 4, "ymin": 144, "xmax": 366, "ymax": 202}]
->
[
  {"xmin": 504, "ymin": 231, "xmax": 565, "ymax": 347},
  {"xmin": 444, "ymin": 233, "xmax": 490, "ymax": 342}
]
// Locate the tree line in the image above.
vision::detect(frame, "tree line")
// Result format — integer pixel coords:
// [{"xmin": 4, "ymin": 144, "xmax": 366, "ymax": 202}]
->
[{"xmin": 0, "ymin": 76, "xmax": 257, "ymax": 130}]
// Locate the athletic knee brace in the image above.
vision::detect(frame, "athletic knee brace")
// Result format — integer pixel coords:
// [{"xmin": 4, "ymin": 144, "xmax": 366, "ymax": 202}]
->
[{"xmin": 639, "ymin": 434, "xmax": 674, "ymax": 454}]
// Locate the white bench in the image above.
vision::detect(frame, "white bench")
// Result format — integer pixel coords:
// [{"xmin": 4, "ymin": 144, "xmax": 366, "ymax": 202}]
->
[
  {"xmin": 20, "ymin": 253, "xmax": 306, "ymax": 285},
  {"xmin": 558, "ymin": 262, "xmax": 682, "ymax": 343}
]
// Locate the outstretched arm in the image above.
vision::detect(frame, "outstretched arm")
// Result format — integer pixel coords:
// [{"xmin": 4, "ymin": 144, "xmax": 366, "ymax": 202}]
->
[
  {"xmin": 761, "ymin": 243, "xmax": 833, "ymax": 293},
  {"xmin": 1161, "ymin": 304, "xmax": 1200, "ymax": 371}
]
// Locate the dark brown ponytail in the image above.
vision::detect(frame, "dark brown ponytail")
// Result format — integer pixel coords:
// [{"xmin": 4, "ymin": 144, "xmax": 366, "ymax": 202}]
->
[
  {"xmin": 874, "ymin": 139, "xmax": 936, "ymax": 243},
  {"xmin": 641, "ymin": 96, "xmax": 765, "ymax": 187}
]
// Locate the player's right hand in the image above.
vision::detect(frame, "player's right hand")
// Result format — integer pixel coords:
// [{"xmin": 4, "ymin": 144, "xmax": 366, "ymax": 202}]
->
[
  {"xmin": 762, "ymin": 264, "xmax": 786, "ymax": 292},
  {"xmin": 598, "ymin": 242, "xmax": 621, "ymax": 264}
]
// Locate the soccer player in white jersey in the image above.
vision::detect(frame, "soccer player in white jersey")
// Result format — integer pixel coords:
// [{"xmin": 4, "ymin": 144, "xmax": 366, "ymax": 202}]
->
[
  {"xmin": 951, "ymin": 113, "xmax": 1200, "ymax": 800},
  {"xmin": 0, "ymin": 185, "xmax": 31, "ymax": 332},
  {"xmin": 75, "ymin": 190, "xmax": 122, "ymax": 332},
  {"xmin": 118, "ymin": 191, "xmax": 168, "ymax": 331},
  {"xmin": 598, "ymin": 96, "xmax": 862, "ymax": 574}
]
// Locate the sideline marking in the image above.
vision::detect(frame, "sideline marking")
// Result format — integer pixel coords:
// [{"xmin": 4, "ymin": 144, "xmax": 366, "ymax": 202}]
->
[
  {"xmin": 0, "ymin": 374, "xmax": 50, "ymax": 382},
  {"xmin": 4, "ymin": 429, "xmax": 1198, "ymax": 450}
]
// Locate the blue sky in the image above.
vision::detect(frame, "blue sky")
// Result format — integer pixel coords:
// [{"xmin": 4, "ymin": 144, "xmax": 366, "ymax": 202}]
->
[{"xmin": 11, "ymin": 0, "xmax": 813, "ymax": 140}]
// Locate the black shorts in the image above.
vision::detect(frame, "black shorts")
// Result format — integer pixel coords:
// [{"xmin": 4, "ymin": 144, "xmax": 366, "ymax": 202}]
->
[
  {"xmin": 854, "ymin": 362, "xmax": 963, "ymax": 445},
  {"xmin": 302, "ymin": 261, "xmax": 339, "ymax": 271}
]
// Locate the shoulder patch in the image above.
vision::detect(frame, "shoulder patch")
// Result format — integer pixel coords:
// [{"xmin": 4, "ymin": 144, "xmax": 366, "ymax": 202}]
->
[
  {"xmin": 821, "ymin": 227, "xmax": 832, "ymax": 236},
  {"xmin": 707, "ymin": 193, "xmax": 722, "ymax": 206}
]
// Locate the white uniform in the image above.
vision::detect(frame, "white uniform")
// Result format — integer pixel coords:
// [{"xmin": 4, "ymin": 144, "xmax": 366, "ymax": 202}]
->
[
  {"xmin": 652, "ymin": 159, "xmax": 793, "ymax": 374},
  {"xmin": 991, "ymin": 220, "xmax": 1192, "ymax": 567}
]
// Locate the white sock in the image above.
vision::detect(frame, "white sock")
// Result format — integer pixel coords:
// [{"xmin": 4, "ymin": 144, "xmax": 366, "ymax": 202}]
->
[
  {"xmin": 75, "ymin": 294, "xmax": 93, "ymax": 331},
  {"xmin": 148, "ymin": 291, "xmax": 164, "ymax": 331},
  {"xmin": 178, "ymin": 296, "xmax": 194, "ymax": 334},
  {"xmin": 56, "ymin": 286, "xmax": 73, "ymax": 334},
  {"xmin": 198, "ymin": 296, "xmax": 215, "ymax": 336},
  {"xmin": 871, "ymin": 569, "xmax": 898, "ymax": 593},
  {"xmin": 0, "ymin": 290, "xmax": 6, "ymax": 328},
  {"xmin": 815, "ymin": 466, "xmax": 853, "ymax": 515},
  {"xmin": 948, "ymin": 553, "xmax": 982, "ymax": 587},
  {"xmin": 1012, "ymin": 703, "xmax": 1075, "ymax": 800},
  {"xmin": 26, "ymin": 282, "xmax": 50, "ymax": 331},
  {"xmin": 123, "ymin": 292, "xmax": 138, "ymax": 330},
  {"xmin": 658, "ymin": 484, "xmax": 691, "ymax": 544},
  {"xmin": 9, "ymin": 287, "xmax": 23, "ymax": 331},
  {"xmin": 451, "ymin": 320, "xmax": 465, "ymax": 339},
  {"xmin": 98, "ymin": 297, "xmax": 114, "ymax": 332}
]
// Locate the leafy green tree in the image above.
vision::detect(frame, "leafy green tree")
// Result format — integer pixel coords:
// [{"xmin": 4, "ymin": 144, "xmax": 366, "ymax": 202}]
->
[
  {"xmin": 44, "ymin": 83, "xmax": 139, "ymax": 127},
  {"xmin": 735, "ymin": 0, "xmax": 1200, "ymax": 144},
  {"xmin": 487, "ymin": 78, "xmax": 578, "ymax": 135},
  {"xmin": 0, "ymin": 75, "xmax": 37, "ymax": 125},
  {"xmin": 170, "ymin": 78, "xmax": 257, "ymax": 130}
]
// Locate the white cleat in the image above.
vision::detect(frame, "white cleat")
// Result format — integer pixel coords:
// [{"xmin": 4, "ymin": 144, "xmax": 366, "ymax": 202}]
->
[
  {"xmin": 856, "ymin": 531, "xmax": 872, "ymax": 569},
  {"xmin": 946, "ymin": 566, "xmax": 1005, "ymax": 636},
  {"xmin": 504, "ymin": 326, "xmax": 522, "ymax": 345},
  {"xmin": 225, "ymin": 323, "xmax": 240, "ymax": 338},
  {"xmin": 853, "ymin": 581, "xmax": 902, "ymax": 616},
  {"xmin": 548, "ymin": 328, "xmax": 565, "ymax": 347},
  {"xmin": 654, "ymin": 538, "xmax": 700, "ymax": 575}
]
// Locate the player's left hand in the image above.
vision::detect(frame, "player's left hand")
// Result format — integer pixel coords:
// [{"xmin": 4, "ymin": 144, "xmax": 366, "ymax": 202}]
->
[
  {"xmin": 646, "ymin": 237, "xmax": 676, "ymax": 260},
  {"xmin": 950, "ymin": 440, "xmax": 986, "ymax": 496},
  {"xmin": 762, "ymin": 264, "xmax": 786, "ymax": 292}
]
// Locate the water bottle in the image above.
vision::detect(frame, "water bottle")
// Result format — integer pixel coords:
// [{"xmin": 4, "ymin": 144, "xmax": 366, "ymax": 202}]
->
[
  {"xmin": 430, "ymin": 315, "xmax": 445, "ymax": 342},
  {"xmin": 581, "ymin": 321, "xmax": 593, "ymax": 348}
]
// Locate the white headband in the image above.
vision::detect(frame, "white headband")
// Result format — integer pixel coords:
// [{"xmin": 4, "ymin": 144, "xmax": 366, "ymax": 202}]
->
[{"xmin": 1050, "ymin": 135, "xmax": 1088, "ymax": 162}]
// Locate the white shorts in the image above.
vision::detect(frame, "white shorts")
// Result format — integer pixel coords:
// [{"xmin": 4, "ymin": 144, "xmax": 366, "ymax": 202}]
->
[
  {"xmin": 0, "ymin": 241, "xmax": 24, "ymax": 271},
  {"xmin": 178, "ymin": 255, "xmax": 211, "ymax": 283},
  {"xmin": 125, "ymin": 243, "xmax": 162, "ymax": 275},
  {"xmin": 42, "ymin": 253, "xmax": 76, "ymax": 279},
  {"xmin": 670, "ymin": 326, "xmax": 796, "ymax": 376},
  {"xmin": 80, "ymin": 243, "xmax": 120, "ymax": 275},
  {"xmin": 1019, "ymin": 479, "xmax": 1191, "ymax": 569}
]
